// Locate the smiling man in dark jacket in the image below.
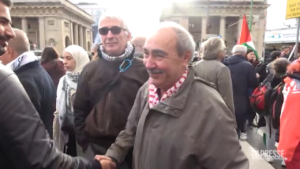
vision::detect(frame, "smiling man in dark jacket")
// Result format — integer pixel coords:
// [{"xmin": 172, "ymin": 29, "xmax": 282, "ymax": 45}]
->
[
  {"xmin": 73, "ymin": 12, "xmax": 149, "ymax": 169},
  {"xmin": 224, "ymin": 45, "xmax": 259, "ymax": 141}
]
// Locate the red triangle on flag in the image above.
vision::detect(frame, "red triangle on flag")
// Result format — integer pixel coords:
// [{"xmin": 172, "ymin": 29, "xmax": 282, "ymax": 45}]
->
[{"xmin": 238, "ymin": 15, "xmax": 252, "ymax": 45}]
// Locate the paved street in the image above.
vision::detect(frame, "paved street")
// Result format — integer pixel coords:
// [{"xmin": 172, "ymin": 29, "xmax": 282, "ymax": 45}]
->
[{"xmin": 242, "ymin": 124, "xmax": 286, "ymax": 169}]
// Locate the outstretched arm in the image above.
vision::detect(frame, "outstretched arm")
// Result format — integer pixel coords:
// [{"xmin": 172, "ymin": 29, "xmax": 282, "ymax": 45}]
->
[{"xmin": 0, "ymin": 71, "xmax": 101, "ymax": 169}]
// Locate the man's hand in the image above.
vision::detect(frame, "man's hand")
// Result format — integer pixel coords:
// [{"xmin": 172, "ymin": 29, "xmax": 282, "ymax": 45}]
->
[
  {"xmin": 100, "ymin": 160, "xmax": 116, "ymax": 169},
  {"xmin": 95, "ymin": 155, "xmax": 116, "ymax": 169}
]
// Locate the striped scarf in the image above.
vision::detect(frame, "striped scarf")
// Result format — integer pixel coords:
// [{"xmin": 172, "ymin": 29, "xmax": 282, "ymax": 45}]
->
[
  {"xmin": 99, "ymin": 42, "xmax": 134, "ymax": 62},
  {"xmin": 148, "ymin": 68, "xmax": 188, "ymax": 108}
]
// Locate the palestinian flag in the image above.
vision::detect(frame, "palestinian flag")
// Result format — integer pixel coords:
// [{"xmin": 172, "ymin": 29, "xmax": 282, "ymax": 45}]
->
[{"xmin": 238, "ymin": 15, "xmax": 259, "ymax": 60}]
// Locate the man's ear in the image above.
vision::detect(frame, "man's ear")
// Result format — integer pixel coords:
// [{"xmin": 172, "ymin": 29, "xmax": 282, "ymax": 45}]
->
[
  {"xmin": 183, "ymin": 50, "xmax": 192, "ymax": 64},
  {"xmin": 126, "ymin": 32, "xmax": 132, "ymax": 41},
  {"xmin": 7, "ymin": 47, "xmax": 13, "ymax": 58}
]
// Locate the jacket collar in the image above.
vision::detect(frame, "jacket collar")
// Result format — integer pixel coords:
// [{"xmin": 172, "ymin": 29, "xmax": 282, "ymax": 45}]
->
[
  {"xmin": 6, "ymin": 51, "xmax": 38, "ymax": 71},
  {"xmin": 151, "ymin": 67, "xmax": 195, "ymax": 118},
  {"xmin": 14, "ymin": 61, "xmax": 40, "ymax": 74}
]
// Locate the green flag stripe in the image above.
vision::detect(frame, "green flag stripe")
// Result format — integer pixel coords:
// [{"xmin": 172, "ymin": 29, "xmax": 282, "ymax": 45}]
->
[{"xmin": 263, "ymin": 133, "xmax": 266, "ymax": 146}]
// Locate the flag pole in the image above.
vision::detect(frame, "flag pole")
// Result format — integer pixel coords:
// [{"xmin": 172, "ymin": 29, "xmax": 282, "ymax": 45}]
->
[
  {"xmin": 295, "ymin": 18, "xmax": 300, "ymax": 59},
  {"xmin": 249, "ymin": 0, "xmax": 253, "ymax": 32}
]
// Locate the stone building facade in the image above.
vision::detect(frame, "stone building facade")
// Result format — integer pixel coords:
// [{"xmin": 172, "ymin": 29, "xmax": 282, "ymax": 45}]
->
[
  {"xmin": 75, "ymin": 2, "xmax": 108, "ymax": 43},
  {"xmin": 160, "ymin": 0, "xmax": 269, "ymax": 57},
  {"xmin": 10, "ymin": 0, "xmax": 94, "ymax": 54}
]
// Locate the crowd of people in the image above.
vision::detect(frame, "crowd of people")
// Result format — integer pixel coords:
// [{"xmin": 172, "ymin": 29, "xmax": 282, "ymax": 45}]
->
[
  {"xmin": 194, "ymin": 38, "xmax": 300, "ymax": 169},
  {"xmin": 0, "ymin": 0, "xmax": 300, "ymax": 168}
]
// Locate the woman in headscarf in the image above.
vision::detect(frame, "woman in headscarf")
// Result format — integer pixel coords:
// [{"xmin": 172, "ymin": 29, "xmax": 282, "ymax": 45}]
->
[
  {"xmin": 53, "ymin": 45, "xmax": 90, "ymax": 156},
  {"xmin": 40, "ymin": 46, "xmax": 66, "ymax": 89}
]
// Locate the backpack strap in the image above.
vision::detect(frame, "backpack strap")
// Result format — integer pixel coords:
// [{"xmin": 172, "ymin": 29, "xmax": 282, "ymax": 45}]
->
[{"xmin": 91, "ymin": 57, "xmax": 135, "ymax": 107}]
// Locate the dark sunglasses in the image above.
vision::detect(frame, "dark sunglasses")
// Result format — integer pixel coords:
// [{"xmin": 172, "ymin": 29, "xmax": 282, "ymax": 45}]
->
[{"xmin": 98, "ymin": 26, "xmax": 126, "ymax": 35}]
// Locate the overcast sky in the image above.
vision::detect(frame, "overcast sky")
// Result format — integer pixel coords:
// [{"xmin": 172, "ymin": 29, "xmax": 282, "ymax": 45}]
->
[
  {"xmin": 71, "ymin": 0, "xmax": 294, "ymax": 34},
  {"xmin": 265, "ymin": 0, "xmax": 296, "ymax": 29},
  {"xmin": 71, "ymin": 0, "xmax": 174, "ymax": 36}
]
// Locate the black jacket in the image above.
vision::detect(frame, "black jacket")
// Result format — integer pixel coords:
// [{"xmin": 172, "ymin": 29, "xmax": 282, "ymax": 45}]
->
[
  {"xmin": 0, "ymin": 64, "xmax": 101, "ymax": 169},
  {"xmin": 74, "ymin": 51, "xmax": 149, "ymax": 151},
  {"xmin": 255, "ymin": 62, "xmax": 268, "ymax": 83},
  {"xmin": 14, "ymin": 61, "xmax": 56, "ymax": 138},
  {"xmin": 224, "ymin": 55, "xmax": 259, "ymax": 114}
]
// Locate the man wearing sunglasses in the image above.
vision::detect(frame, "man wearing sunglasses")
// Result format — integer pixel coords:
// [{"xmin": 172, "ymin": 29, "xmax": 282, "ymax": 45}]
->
[{"xmin": 73, "ymin": 11, "xmax": 149, "ymax": 169}]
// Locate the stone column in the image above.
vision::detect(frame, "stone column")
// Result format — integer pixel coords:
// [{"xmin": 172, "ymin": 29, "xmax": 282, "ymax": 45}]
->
[
  {"xmin": 257, "ymin": 17, "xmax": 265, "ymax": 58},
  {"xmin": 180, "ymin": 17, "xmax": 189, "ymax": 31},
  {"xmin": 38, "ymin": 17, "xmax": 45, "ymax": 49},
  {"xmin": 70, "ymin": 21, "xmax": 73, "ymax": 45},
  {"xmin": 56, "ymin": 18, "xmax": 65, "ymax": 55},
  {"xmin": 74, "ymin": 23, "xmax": 78, "ymax": 45},
  {"xmin": 79, "ymin": 25, "xmax": 84, "ymax": 47},
  {"xmin": 219, "ymin": 16, "xmax": 226, "ymax": 40},
  {"xmin": 21, "ymin": 17, "xmax": 27, "ymax": 34},
  {"xmin": 90, "ymin": 29, "xmax": 93, "ymax": 45},
  {"xmin": 73, "ymin": 23, "xmax": 79, "ymax": 45},
  {"xmin": 83, "ymin": 27, "xmax": 87, "ymax": 50},
  {"xmin": 201, "ymin": 17, "xmax": 207, "ymax": 41}
]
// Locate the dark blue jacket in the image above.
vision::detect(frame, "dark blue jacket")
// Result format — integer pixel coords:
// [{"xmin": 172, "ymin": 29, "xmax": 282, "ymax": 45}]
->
[
  {"xmin": 224, "ymin": 55, "xmax": 259, "ymax": 115},
  {"xmin": 15, "ymin": 61, "xmax": 56, "ymax": 138}
]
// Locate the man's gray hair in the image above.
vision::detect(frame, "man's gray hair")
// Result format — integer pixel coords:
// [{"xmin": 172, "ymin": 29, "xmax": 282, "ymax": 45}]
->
[
  {"xmin": 232, "ymin": 45, "xmax": 247, "ymax": 54},
  {"xmin": 155, "ymin": 21, "xmax": 195, "ymax": 61},
  {"xmin": 98, "ymin": 10, "xmax": 130, "ymax": 33},
  {"xmin": 198, "ymin": 41, "xmax": 207, "ymax": 58},
  {"xmin": 202, "ymin": 37, "xmax": 226, "ymax": 60}
]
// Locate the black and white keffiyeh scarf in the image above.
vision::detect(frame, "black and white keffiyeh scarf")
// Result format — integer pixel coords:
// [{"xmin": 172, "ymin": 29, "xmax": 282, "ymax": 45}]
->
[
  {"xmin": 6, "ymin": 51, "xmax": 38, "ymax": 71},
  {"xmin": 99, "ymin": 42, "xmax": 134, "ymax": 62}
]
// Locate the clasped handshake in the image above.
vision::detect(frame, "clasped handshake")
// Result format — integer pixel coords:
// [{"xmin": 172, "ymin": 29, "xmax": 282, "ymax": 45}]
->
[{"xmin": 95, "ymin": 155, "xmax": 117, "ymax": 169}]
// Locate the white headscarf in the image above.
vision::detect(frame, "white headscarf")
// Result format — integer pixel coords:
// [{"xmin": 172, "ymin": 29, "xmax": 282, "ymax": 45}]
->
[
  {"xmin": 63, "ymin": 45, "xmax": 90, "ymax": 73},
  {"xmin": 56, "ymin": 45, "xmax": 89, "ymax": 140}
]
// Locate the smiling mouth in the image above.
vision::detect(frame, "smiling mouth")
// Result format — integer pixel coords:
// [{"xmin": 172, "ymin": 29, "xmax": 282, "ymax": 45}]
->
[{"xmin": 0, "ymin": 41, "xmax": 7, "ymax": 47}]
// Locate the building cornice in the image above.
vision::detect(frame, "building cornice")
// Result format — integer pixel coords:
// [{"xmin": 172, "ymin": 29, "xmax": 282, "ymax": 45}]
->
[
  {"xmin": 63, "ymin": 8, "xmax": 93, "ymax": 28},
  {"xmin": 11, "ymin": 6, "xmax": 62, "ymax": 17},
  {"xmin": 11, "ymin": 5, "xmax": 94, "ymax": 27},
  {"xmin": 63, "ymin": 0, "xmax": 94, "ymax": 23},
  {"xmin": 161, "ymin": 4, "xmax": 269, "ymax": 18},
  {"xmin": 171, "ymin": 1, "xmax": 269, "ymax": 8}
]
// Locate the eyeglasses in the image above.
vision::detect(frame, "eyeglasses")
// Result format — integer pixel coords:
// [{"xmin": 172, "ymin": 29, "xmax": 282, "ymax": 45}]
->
[{"xmin": 98, "ymin": 26, "xmax": 126, "ymax": 35}]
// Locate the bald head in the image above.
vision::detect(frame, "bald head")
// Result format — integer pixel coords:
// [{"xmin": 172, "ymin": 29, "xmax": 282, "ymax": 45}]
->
[
  {"xmin": 8, "ymin": 28, "xmax": 30, "ymax": 55},
  {"xmin": 131, "ymin": 36, "xmax": 146, "ymax": 53},
  {"xmin": 0, "ymin": 29, "xmax": 31, "ymax": 65}
]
